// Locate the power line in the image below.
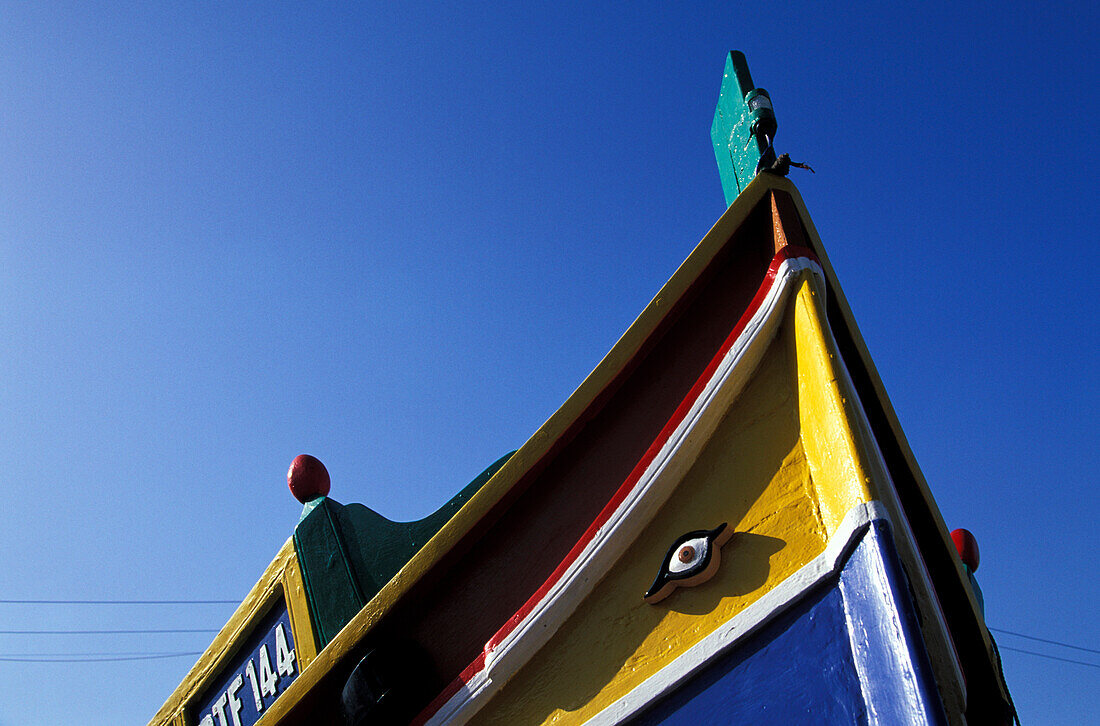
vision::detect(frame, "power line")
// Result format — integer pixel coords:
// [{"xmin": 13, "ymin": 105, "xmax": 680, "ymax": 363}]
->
[
  {"xmin": 998, "ymin": 645, "xmax": 1100, "ymax": 670},
  {"xmin": 0, "ymin": 599, "xmax": 237, "ymax": 605},
  {"xmin": 3, "ymin": 605, "xmax": 1093, "ymax": 672},
  {"xmin": 3, "ymin": 650, "xmax": 202, "ymax": 657},
  {"xmin": 0, "ymin": 628, "xmax": 219, "ymax": 635},
  {"xmin": 0, "ymin": 652, "xmax": 202, "ymax": 663},
  {"xmin": 989, "ymin": 627, "xmax": 1100, "ymax": 656}
]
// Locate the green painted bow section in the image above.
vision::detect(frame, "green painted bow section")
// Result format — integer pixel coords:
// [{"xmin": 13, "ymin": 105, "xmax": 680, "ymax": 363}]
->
[
  {"xmin": 711, "ymin": 51, "xmax": 777, "ymax": 207},
  {"xmin": 293, "ymin": 452, "xmax": 514, "ymax": 650}
]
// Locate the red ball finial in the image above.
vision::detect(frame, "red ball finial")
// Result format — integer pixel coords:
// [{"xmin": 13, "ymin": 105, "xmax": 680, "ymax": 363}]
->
[
  {"xmin": 950, "ymin": 528, "xmax": 979, "ymax": 571},
  {"xmin": 288, "ymin": 454, "xmax": 330, "ymax": 503}
]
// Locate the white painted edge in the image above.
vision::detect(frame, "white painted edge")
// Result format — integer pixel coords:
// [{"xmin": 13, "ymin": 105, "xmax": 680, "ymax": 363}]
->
[
  {"xmin": 585, "ymin": 500, "xmax": 892, "ymax": 726},
  {"xmin": 423, "ymin": 257, "xmax": 826, "ymax": 726},
  {"xmin": 838, "ymin": 523, "xmax": 936, "ymax": 724},
  {"xmin": 818, "ymin": 302, "xmax": 968, "ymax": 714}
]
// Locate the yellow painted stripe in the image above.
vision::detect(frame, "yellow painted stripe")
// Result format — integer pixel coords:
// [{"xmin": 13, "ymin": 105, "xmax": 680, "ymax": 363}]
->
[
  {"xmin": 778, "ymin": 181, "xmax": 981, "ymax": 612},
  {"xmin": 282, "ymin": 541, "xmax": 318, "ymax": 671},
  {"xmin": 792, "ymin": 276, "xmax": 875, "ymax": 533},
  {"xmin": 779, "ymin": 181, "xmax": 994, "ymax": 711}
]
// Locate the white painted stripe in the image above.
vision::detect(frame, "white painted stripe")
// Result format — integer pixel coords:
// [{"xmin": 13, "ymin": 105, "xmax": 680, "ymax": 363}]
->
[
  {"xmin": 816, "ymin": 301, "xmax": 968, "ymax": 712},
  {"xmin": 585, "ymin": 501, "xmax": 892, "ymax": 726},
  {"xmin": 838, "ymin": 527, "xmax": 935, "ymax": 724},
  {"xmin": 423, "ymin": 257, "xmax": 825, "ymax": 726}
]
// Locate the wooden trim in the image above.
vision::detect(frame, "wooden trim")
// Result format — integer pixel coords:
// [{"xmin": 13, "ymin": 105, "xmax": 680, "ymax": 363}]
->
[{"xmin": 282, "ymin": 543, "xmax": 318, "ymax": 671}]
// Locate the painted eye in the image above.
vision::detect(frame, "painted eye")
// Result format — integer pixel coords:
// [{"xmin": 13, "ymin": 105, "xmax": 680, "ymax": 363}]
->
[
  {"xmin": 668, "ymin": 537, "xmax": 708, "ymax": 573},
  {"xmin": 644, "ymin": 523, "xmax": 732, "ymax": 604}
]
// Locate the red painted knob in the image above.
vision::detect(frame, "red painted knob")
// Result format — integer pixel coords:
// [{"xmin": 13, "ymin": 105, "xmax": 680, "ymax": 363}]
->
[
  {"xmin": 950, "ymin": 528, "xmax": 979, "ymax": 571},
  {"xmin": 288, "ymin": 454, "xmax": 330, "ymax": 503}
]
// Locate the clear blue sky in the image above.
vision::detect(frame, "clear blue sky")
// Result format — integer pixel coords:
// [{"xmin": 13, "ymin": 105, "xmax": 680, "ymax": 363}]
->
[{"xmin": 0, "ymin": 3, "xmax": 1096, "ymax": 724}]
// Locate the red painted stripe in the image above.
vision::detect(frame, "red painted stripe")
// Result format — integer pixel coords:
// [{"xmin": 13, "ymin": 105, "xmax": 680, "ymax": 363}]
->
[
  {"xmin": 414, "ymin": 246, "xmax": 817, "ymax": 724},
  {"xmin": 410, "ymin": 651, "xmax": 488, "ymax": 726}
]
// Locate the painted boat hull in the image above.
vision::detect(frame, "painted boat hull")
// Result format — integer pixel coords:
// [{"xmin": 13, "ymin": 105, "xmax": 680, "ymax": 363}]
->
[{"xmin": 150, "ymin": 175, "xmax": 1014, "ymax": 726}]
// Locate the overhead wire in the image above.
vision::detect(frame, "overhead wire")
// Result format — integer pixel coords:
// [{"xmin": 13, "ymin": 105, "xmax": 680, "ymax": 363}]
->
[
  {"xmin": 1, "ymin": 599, "xmax": 1096, "ymax": 672},
  {"xmin": 0, "ymin": 599, "xmax": 237, "ymax": 605},
  {"xmin": 0, "ymin": 597, "xmax": 223, "ymax": 659},
  {"xmin": 0, "ymin": 652, "xmax": 203, "ymax": 663},
  {"xmin": 0, "ymin": 628, "xmax": 220, "ymax": 634},
  {"xmin": 3, "ymin": 650, "xmax": 207, "ymax": 657},
  {"xmin": 988, "ymin": 627, "xmax": 1100, "ymax": 656},
  {"xmin": 998, "ymin": 645, "xmax": 1100, "ymax": 670}
]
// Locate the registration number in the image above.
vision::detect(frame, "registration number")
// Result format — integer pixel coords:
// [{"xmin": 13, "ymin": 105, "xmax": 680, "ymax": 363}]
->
[{"xmin": 192, "ymin": 604, "xmax": 299, "ymax": 726}]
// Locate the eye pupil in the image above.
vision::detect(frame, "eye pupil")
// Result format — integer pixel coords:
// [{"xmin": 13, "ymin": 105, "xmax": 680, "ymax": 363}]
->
[{"xmin": 677, "ymin": 545, "xmax": 696, "ymax": 563}]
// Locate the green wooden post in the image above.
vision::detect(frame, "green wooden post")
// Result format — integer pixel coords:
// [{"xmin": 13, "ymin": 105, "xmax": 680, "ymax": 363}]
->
[
  {"xmin": 293, "ymin": 497, "xmax": 372, "ymax": 648},
  {"xmin": 711, "ymin": 51, "xmax": 777, "ymax": 207},
  {"xmin": 293, "ymin": 452, "xmax": 514, "ymax": 649}
]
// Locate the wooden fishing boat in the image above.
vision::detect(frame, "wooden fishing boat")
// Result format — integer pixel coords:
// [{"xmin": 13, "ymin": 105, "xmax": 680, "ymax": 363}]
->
[{"xmin": 150, "ymin": 52, "xmax": 1015, "ymax": 726}]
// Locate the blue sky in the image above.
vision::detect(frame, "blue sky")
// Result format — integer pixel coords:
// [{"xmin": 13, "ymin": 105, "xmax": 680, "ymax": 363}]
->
[{"xmin": 0, "ymin": 3, "xmax": 1096, "ymax": 724}]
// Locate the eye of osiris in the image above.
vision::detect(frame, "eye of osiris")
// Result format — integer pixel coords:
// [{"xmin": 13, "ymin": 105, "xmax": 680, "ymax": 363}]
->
[
  {"xmin": 644, "ymin": 523, "xmax": 730, "ymax": 604},
  {"xmin": 666, "ymin": 536, "xmax": 709, "ymax": 574}
]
